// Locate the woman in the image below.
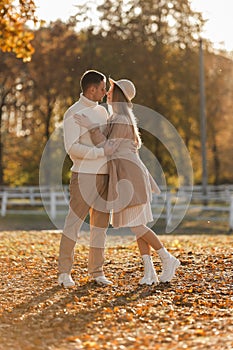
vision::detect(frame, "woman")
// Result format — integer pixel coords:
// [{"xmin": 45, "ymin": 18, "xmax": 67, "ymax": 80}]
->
[{"xmin": 74, "ymin": 77, "xmax": 180, "ymax": 285}]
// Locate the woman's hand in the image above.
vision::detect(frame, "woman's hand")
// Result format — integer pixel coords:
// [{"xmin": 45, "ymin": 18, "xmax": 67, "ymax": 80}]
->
[{"xmin": 74, "ymin": 113, "xmax": 93, "ymax": 129}]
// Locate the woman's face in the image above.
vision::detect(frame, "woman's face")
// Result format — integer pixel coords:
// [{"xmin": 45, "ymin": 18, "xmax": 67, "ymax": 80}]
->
[{"xmin": 107, "ymin": 84, "xmax": 114, "ymax": 104}]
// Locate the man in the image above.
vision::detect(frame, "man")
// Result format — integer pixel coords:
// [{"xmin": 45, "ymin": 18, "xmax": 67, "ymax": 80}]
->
[{"xmin": 58, "ymin": 70, "xmax": 119, "ymax": 287}]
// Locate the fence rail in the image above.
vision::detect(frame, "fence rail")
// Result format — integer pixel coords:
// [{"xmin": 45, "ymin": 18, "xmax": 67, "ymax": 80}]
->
[
  {"xmin": 0, "ymin": 185, "xmax": 233, "ymax": 231},
  {"xmin": 0, "ymin": 186, "xmax": 69, "ymax": 219}
]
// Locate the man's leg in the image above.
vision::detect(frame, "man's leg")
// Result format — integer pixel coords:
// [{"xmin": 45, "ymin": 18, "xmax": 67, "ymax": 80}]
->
[
  {"xmin": 88, "ymin": 215, "xmax": 109, "ymax": 278},
  {"xmin": 88, "ymin": 174, "xmax": 110, "ymax": 279},
  {"xmin": 58, "ymin": 234, "xmax": 76, "ymax": 274},
  {"xmin": 58, "ymin": 173, "xmax": 92, "ymax": 279}
]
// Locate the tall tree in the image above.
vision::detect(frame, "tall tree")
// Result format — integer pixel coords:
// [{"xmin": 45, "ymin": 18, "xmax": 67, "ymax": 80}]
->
[
  {"xmin": 27, "ymin": 21, "xmax": 88, "ymax": 183},
  {"xmin": 71, "ymin": 0, "xmax": 205, "ymax": 184},
  {"xmin": 0, "ymin": 51, "xmax": 30, "ymax": 184},
  {"xmin": 205, "ymin": 50, "xmax": 233, "ymax": 184},
  {"xmin": 29, "ymin": 21, "xmax": 87, "ymax": 140},
  {"xmin": 96, "ymin": 0, "xmax": 204, "ymax": 46}
]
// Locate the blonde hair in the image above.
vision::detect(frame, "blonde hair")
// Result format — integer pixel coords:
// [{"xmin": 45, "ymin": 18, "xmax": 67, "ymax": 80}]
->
[{"xmin": 111, "ymin": 84, "xmax": 142, "ymax": 148}]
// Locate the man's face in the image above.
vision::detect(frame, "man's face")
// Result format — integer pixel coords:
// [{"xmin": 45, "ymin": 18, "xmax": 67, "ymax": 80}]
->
[{"xmin": 92, "ymin": 80, "xmax": 106, "ymax": 102}]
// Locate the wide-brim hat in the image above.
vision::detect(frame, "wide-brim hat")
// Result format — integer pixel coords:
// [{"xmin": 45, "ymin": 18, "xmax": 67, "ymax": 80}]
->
[{"xmin": 109, "ymin": 77, "xmax": 136, "ymax": 101}]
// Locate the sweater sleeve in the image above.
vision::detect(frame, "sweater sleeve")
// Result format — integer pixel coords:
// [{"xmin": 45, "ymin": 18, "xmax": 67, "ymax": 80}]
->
[
  {"xmin": 89, "ymin": 124, "xmax": 109, "ymax": 146},
  {"xmin": 69, "ymin": 142, "xmax": 104, "ymax": 159},
  {"xmin": 63, "ymin": 109, "xmax": 105, "ymax": 160}
]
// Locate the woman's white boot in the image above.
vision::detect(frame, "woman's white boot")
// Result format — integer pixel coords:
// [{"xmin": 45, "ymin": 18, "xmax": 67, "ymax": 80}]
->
[
  {"xmin": 139, "ymin": 255, "xmax": 159, "ymax": 285},
  {"xmin": 157, "ymin": 247, "xmax": 180, "ymax": 283}
]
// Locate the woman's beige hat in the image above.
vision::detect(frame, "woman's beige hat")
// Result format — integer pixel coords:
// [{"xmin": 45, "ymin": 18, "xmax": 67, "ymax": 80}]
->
[{"xmin": 109, "ymin": 77, "xmax": 136, "ymax": 101}]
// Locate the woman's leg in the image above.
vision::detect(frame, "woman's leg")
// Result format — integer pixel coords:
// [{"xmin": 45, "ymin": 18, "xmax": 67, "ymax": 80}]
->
[
  {"xmin": 131, "ymin": 225, "xmax": 180, "ymax": 283},
  {"xmin": 136, "ymin": 237, "xmax": 151, "ymax": 256},
  {"xmin": 131, "ymin": 225, "xmax": 163, "ymax": 251},
  {"xmin": 131, "ymin": 225, "xmax": 160, "ymax": 285}
]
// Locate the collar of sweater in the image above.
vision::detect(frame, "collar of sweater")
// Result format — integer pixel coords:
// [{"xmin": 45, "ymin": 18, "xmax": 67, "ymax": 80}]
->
[{"xmin": 79, "ymin": 93, "xmax": 98, "ymax": 108}]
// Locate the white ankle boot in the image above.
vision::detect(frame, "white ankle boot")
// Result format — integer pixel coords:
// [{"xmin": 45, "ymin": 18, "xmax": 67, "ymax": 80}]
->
[
  {"xmin": 157, "ymin": 247, "xmax": 180, "ymax": 282},
  {"xmin": 94, "ymin": 275, "xmax": 113, "ymax": 285},
  {"xmin": 139, "ymin": 255, "xmax": 159, "ymax": 285},
  {"xmin": 58, "ymin": 273, "xmax": 75, "ymax": 288},
  {"xmin": 159, "ymin": 255, "xmax": 180, "ymax": 282}
]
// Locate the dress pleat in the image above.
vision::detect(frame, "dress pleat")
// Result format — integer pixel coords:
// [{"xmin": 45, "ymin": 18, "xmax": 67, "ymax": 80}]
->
[{"xmin": 111, "ymin": 202, "xmax": 154, "ymax": 228}]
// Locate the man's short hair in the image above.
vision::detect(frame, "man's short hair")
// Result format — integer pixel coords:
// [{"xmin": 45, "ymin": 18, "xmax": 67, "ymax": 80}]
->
[{"xmin": 80, "ymin": 70, "xmax": 106, "ymax": 93}]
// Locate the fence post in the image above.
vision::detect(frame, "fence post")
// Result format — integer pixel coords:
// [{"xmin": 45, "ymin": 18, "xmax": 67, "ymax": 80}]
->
[
  {"xmin": 1, "ymin": 191, "xmax": 8, "ymax": 216},
  {"xmin": 229, "ymin": 195, "xmax": 233, "ymax": 232},
  {"xmin": 1, "ymin": 191, "xmax": 7, "ymax": 216},
  {"xmin": 50, "ymin": 192, "xmax": 56, "ymax": 219},
  {"xmin": 29, "ymin": 187, "xmax": 35, "ymax": 205},
  {"xmin": 166, "ymin": 192, "xmax": 172, "ymax": 227}
]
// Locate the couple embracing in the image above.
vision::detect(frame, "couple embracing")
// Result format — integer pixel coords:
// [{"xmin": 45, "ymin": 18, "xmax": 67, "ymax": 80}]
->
[{"xmin": 58, "ymin": 70, "xmax": 180, "ymax": 288}]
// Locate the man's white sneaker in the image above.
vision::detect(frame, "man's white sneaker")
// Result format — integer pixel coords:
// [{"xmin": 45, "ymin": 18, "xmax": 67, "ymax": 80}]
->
[
  {"xmin": 94, "ymin": 275, "xmax": 113, "ymax": 285},
  {"xmin": 58, "ymin": 273, "xmax": 75, "ymax": 288},
  {"xmin": 159, "ymin": 255, "xmax": 180, "ymax": 283}
]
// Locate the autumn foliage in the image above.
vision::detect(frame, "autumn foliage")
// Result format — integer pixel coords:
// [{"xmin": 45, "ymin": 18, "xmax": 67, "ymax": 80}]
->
[
  {"xmin": 0, "ymin": 231, "xmax": 232, "ymax": 349},
  {"xmin": 0, "ymin": 0, "xmax": 233, "ymax": 186},
  {"xmin": 0, "ymin": 0, "xmax": 38, "ymax": 61}
]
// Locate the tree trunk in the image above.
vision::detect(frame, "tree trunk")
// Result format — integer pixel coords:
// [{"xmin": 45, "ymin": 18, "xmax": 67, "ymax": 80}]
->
[
  {"xmin": 44, "ymin": 103, "xmax": 53, "ymax": 185},
  {"xmin": 0, "ymin": 111, "xmax": 4, "ymax": 185},
  {"xmin": 212, "ymin": 140, "xmax": 220, "ymax": 185}
]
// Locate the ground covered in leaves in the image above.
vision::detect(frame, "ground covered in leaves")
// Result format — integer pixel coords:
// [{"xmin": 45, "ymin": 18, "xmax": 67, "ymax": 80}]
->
[{"xmin": 0, "ymin": 231, "xmax": 232, "ymax": 350}]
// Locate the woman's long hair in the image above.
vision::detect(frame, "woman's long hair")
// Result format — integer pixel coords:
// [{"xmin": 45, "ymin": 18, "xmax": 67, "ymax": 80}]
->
[{"xmin": 111, "ymin": 84, "xmax": 142, "ymax": 148}]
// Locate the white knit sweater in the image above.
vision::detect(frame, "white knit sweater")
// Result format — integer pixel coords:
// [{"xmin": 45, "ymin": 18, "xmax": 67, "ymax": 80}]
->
[{"xmin": 63, "ymin": 94, "xmax": 108, "ymax": 174}]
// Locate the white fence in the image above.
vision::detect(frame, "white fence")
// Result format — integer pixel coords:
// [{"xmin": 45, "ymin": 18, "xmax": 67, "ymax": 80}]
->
[
  {"xmin": 0, "ymin": 185, "xmax": 233, "ymax": 231},
  {"xmin": 0, "ymin": 186, "xmax": 69, "ymax": 219},
  {"xmin": 151, "ymin": 188, "xmax": 233, "ymax": 231}
]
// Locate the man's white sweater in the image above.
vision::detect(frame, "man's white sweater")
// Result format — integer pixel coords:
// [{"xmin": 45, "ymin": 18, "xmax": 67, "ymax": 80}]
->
[{"xmin": 63, "ymin": 94, "xmax": 108, "ymax": 174}]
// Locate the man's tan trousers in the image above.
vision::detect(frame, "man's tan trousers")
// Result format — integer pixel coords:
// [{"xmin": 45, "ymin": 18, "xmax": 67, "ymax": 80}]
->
[{"xmin": 58, "ymin": 172, "xmax": 109, "ymax": 277}]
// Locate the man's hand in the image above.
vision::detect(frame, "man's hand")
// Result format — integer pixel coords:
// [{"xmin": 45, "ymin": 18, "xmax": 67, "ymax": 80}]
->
[
  {"xmin": 104, "ymin": 139, "xmax": 121, "ymax": 156},
  {"xmin": 74, "ymin": 113, "xmax": 93, "ymax": 129}
]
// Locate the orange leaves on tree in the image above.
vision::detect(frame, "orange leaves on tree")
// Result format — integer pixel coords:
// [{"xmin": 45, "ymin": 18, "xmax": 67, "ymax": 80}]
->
[{"xmin": 0, "ymin": 0, "xmax": 39, "ymax": 61}]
